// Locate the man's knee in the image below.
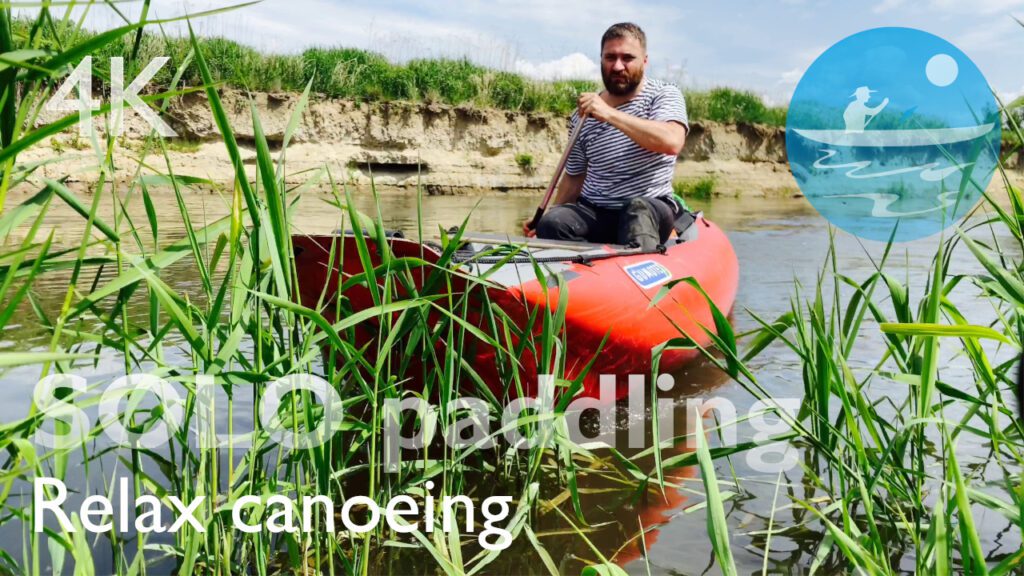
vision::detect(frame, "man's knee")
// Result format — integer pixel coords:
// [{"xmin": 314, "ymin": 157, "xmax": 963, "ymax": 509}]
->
[
  {"xmin": 536, "ymin": 205, "xmax": 584, "ymax": 240},
  {"xmin": 620, "ymin": 198, "xmax": 668, "ymax": 250}
]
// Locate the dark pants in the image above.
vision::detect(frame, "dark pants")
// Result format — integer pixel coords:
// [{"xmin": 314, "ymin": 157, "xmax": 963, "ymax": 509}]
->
[{"xmin": 536, "ymin": 196, "xmax": 677, "ymax": 249}]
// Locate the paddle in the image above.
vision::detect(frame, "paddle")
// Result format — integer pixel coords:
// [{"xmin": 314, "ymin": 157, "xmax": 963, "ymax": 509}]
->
[
  {"xmin": 525, "ymin": 112, "xmax": 587, "ymax": 231},
  {"xmin": 862, "ymin": 97, "xmax": 890, "ymax": 130}
]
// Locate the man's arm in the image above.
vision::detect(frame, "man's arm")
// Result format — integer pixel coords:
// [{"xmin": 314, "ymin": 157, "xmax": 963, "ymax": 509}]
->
[
  {"xmin": 577, "ymin": 92, "xmax": 687, "ymax": 155},
  {"xmin": 868, "ymin": 97, "xmax": 890, "ymax": 115},
  {"xmin": 606, "ymin": 112, "xmax": 687, "ymax": 155},
  {"xmin": 552, "ymin": 172, "xmax": 585, "ymax": 205}
]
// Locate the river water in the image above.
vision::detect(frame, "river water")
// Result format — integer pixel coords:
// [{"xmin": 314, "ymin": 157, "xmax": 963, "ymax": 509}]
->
[{"xmin": 1, "ymin": 188, "xmax": 1019, "ymax": 573}]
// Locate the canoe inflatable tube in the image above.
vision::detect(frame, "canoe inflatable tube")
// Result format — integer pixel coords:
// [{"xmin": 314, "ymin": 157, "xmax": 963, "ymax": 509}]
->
[{"xmin": 292, "ymin": 214, "xmax": 739, "ymax": 400}]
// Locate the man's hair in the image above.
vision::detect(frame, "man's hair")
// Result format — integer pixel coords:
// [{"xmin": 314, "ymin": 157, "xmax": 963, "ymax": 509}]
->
[{"xmin": 601, "ymin": 22, "xmax": 646, "ymax": 52}]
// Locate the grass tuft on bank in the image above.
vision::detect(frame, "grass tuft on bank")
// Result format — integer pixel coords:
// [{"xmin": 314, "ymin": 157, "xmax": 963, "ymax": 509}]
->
[{"xmin": 673, "ymin": 176, "xmax": 717, "ymax": 200}]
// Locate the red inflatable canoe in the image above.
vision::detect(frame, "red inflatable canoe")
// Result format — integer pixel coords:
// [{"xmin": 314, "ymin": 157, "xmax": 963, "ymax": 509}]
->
[{"xmin": 291, "ymin": 214, "xmax": 739, "ymax": 399}]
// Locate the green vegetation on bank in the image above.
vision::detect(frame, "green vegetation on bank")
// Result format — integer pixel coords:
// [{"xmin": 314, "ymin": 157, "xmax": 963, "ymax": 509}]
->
[
  {"xmin": 10, "ymin": 18, "xmax": 787, "ymax": 124},
  {"xmin": 686, "ymin": 88, "xmax": 787, "ymax": 126},
  {"xmin": 673, "ymin": 176, "xmax": 717, "ymax": 200},
  {"xmin": 515, "ymin": 152, "xmax": 535, "ymax": 171}
]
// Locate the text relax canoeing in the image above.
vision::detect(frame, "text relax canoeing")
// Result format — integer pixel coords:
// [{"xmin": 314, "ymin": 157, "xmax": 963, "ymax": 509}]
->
[{"xmin": 33, "ymin": 477, "xmax": 515, "ymax": 550}]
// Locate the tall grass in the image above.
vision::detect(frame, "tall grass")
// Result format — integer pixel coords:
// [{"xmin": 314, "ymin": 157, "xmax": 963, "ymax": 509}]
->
[{"xmin": 662, "ymin": 98, "xmax": 1024, "ymax": 573}]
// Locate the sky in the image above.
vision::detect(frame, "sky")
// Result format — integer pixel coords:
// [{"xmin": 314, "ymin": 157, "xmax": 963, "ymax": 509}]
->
[{"xmin": 41, "ymin": 0, "xmax": 1024, "ymax": 105}]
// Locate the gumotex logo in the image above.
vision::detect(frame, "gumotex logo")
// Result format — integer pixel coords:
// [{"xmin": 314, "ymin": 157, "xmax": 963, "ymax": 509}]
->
[
  {"xmin": 787, "ymin": 27, "xmax": 1001, "ymax": 242},
  {"xmin": 623, "ymin": 260, "xmax": 672, "ymax": 289}
]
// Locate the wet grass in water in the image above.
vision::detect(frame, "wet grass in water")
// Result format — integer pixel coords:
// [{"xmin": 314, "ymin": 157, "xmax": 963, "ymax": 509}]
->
[{"xmin": 678, "ymin": 141, "xmax": 1024, "ymax": 572}]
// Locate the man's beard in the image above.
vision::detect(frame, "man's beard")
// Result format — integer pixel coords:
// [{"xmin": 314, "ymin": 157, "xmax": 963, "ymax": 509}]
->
[{"xmin": 602, "ymin": 67, "xmax": 643, "ymax": 96}]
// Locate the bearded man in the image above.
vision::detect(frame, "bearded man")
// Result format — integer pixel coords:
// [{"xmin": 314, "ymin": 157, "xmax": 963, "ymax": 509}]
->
[{"xmin": 525, "ymin": 22, "xmax": 689, "ymax": 249}]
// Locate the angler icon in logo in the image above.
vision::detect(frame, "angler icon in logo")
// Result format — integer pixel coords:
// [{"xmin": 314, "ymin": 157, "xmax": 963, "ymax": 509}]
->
[{"xmin": 787, "ymin": 27, "xmax": 1001, "ymax": 242}]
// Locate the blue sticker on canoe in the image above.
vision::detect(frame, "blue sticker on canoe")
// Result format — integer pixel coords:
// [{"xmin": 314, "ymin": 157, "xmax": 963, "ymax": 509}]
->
[{"xmin": 624, "ymin": 260, "xmax": 671, "ymax": 289}]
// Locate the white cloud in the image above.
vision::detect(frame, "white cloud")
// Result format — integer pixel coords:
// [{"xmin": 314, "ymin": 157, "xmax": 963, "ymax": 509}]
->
[
  {"xmin": 777, "ymin": 67, "xmax": 804, "ymax": 86},
  {"xmin": 16, "ymin": 0, "xmax": 1021, "ymax": 115},
  {"xmin": 18, "ymin": 0, "xmax": 696, "ymax": 74},
  {"xmin": 769, "ymin": 45, "xmax": 826, "ymax": 103},
  {"xmin": 1000, "ymin": 85, "xmax": 1024, "ymax": 104},
  {"xmin": 28, "ymin": 0, "xmax": 508, "ymax": 60},
  {"xmin": 875, "ymin": 0, "xmax": 1024, "ymax": 14},
  {"xmin": 927, "ymin": 0, "xmax": 1024, "ymax": 15},
  {"xmin": 514, "ymin": 53, "xmax": 600, "ymax": 80},
  {"xmin": 954, "ymin": 17, "xmax": 1022, "ymax": 54},
  {"xmin": 873, "ymin": 0, "xmax": 908, "ymax": 13}
]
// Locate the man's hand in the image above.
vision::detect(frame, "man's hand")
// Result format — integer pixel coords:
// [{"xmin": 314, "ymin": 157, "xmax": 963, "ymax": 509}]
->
[
  {"xmin": 521, "ymin": 219, "xmax": 537, "ymax": 238},
  {"xmin": 578, "ymin": 92, "xmax": 617, "ymax": 123}
]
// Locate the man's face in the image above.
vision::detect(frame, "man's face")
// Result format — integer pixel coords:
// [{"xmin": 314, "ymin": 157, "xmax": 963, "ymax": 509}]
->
[{"xmin": 601, "ymin": 36, "xmax": 647, "ymax": 96}]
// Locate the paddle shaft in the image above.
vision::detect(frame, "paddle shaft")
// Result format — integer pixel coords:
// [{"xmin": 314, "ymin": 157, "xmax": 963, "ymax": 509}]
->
[
  {"xmin": 526, "ymin": 114, "xmax": 587, "ymax": 230},
  {"xmin": 862, "ymin": 98, "xmax": 888, "ymax": 129}
]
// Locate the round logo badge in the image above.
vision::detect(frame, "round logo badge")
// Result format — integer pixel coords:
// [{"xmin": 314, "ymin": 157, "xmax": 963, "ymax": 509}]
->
[{"xmin": 787, "ymin": 27, "xmax": 1001, "ymax": 242}]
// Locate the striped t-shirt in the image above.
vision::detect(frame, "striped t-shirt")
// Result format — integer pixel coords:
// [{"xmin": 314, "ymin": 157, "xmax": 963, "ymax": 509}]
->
[{"xmin": 565, "ymin": 77, "xmax": 688, "ymax": 208}]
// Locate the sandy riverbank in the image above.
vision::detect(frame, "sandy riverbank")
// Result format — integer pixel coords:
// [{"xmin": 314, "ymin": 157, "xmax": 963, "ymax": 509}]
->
[{"xmin": 16, "ymin": 88, "xmax": 1024, "ymax": 198}]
